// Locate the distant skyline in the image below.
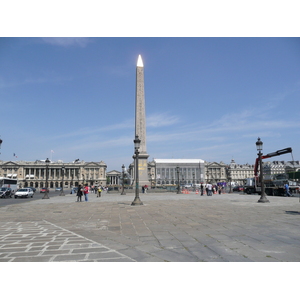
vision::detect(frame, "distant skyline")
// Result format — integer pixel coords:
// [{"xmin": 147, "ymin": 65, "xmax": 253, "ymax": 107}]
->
[{"xmin": 0, "ymin": 37, "xmax": 299, "ymax": 171}]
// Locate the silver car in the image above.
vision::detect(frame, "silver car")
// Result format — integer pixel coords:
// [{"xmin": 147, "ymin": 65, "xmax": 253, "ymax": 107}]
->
[{"xmin": 14, "ymin": 188, "xmax": 34, "ymax": 198}]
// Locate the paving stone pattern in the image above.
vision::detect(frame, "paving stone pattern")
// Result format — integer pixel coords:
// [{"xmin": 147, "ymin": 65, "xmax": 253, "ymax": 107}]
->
[
  {"xmin": 1, "ymin": 191, "xmax": 300, "ymax": 262},
  {"xmin": 0, "ymin": 221, "xmax": 135, "ymax": 262}
]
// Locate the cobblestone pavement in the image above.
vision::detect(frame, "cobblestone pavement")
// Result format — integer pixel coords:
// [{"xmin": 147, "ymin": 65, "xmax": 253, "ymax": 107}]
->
[
  {"xmin": 1, "ymin": 191, "xmax": 300, "ymax": 262},
  {"xmin": 0, "ymin": 220, "xmax": 134, "ymax": 262}
]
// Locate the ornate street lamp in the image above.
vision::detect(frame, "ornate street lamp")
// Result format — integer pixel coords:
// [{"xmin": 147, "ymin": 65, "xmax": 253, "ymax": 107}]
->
[
  {"xmin": 176, "ymin": 166, "xmax": 180, "ymax": 194},
  {"xmin": 71, "ymin": 169, "xmax": 74, "ymax": 188},
  {"xmin": 121, "ymin": 164, "xmax": 126, "ymax": 195},
  {"xmin": 131, "ymin": 135, "xmax": 143, "ymax": 205},
  {"xmin": 43, "ymin": 158, "xmax": 50, "ymax": 199},
  {"xmin": 60, "ymin": 165, "xmax": 65, "ymax": 196},
  {"xmin": 256, "ymin": 137, "xmax": 269, "ymax": 203},
  {"xmin": 192, "ymin": 172, "xmax": 195, "ymax": 191}
]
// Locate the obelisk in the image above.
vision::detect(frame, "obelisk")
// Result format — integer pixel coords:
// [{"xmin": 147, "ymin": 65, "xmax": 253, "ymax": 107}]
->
[{"xmin": 134, "ymin": 55, "xmax": 150, "ymax": 186}]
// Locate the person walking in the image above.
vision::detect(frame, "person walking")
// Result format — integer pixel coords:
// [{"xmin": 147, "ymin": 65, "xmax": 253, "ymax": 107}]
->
[
  {"xmin": 97, "ymin": 186, "xmax": 102, "ymax": 197},
  {"xmin": 284, "ymin": 182, "xmax": 292, "ymax": 197},
  {"xmin": 76, "ymin": 185, "xmax": 83, "ymax": 202},
  {"xmin": 200, "ymin": 183, "xmax": 204, "ymax": 196},
  {"xmin": 207, "ymin": 182, "xmax": 212, "ymax": 196},
  {"xmin": 83, "ymin": 184, "xmax": 89, "ymax": 201},
  {"xmin": 218, "ymin": 185, "xmax": 222, "ymax": 195}
]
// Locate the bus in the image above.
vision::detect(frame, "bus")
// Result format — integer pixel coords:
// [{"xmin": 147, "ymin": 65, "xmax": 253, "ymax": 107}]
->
[{"xmin": 0, "ymin": 177, "xmax": 19, "ymax": 191}]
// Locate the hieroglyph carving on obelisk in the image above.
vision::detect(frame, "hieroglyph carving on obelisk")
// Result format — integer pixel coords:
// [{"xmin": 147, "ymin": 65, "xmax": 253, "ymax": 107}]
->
[
  {"xmin": 134, "ymin": 55, "xmax": 150, "ymax": 186},
  {"xmin": 135, "ymin": 55, "xmax": 148, "ymax": 155}
]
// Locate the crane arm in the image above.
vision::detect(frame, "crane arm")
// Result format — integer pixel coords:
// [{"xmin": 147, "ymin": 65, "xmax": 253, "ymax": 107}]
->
[{"xmin": 254, "ymin": 147, "xmax": 292, "ymax": 176}]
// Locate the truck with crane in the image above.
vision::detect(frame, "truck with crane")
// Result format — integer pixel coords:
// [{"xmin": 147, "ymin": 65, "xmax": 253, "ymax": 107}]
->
[{"xmin": 243, "ymin": 147, "xmax": 299, "ymax": 196}]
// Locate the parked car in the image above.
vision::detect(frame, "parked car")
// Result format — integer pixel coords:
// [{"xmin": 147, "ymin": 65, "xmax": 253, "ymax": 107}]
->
[
  {"xmin": 14, "ymin": 188, "xmax": 34, "ymax": 198},
  {"xmin": 233, "ymin": 186, "xmax": 244, "ymax": 192},
  {"xmin": 0, "ymin": 187, "xmax": 13, "ymax": 198},
  {"xmin": 55, "ymin": 187, "xmax": 62, "ymax": 191},
  {"xmin": 40, "ymin": 188, "xmax": 49, "ymax": 193}
]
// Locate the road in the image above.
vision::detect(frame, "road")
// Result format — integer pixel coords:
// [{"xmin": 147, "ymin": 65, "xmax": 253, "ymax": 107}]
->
[{"xmin": 0, "ymin": 189, "xmax": 73, "ymax": 207}]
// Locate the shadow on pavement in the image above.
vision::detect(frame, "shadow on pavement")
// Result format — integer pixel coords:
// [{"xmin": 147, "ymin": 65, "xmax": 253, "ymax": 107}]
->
[{"xmin": 285, "ymin": 211, "xmax": 300, "ymax": 215}]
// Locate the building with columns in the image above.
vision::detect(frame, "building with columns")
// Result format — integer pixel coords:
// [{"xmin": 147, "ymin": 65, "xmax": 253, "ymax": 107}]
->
[
  {"xmin": 205, "ymin": 161, "xmax": 228, "ymax": 184},
  {"xmin": 128, "ymin": 159, "xmax": 298, "ymax": 187},
  {"xmin": 129, "ymin": 159, "xmax": 205, "ymax": 187},
  {"xmin": 106, "ymin": 170, "xmax": 121, "ymax": 186},
  {"xmin": 0, "ymin": 160, "xmax": 107, "ymax": 189}
]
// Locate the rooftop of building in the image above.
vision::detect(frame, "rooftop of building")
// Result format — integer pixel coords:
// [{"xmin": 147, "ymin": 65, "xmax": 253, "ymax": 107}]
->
[{"xmin": 153, "ymin": 159, "xmax": 204, "ymax": 164}]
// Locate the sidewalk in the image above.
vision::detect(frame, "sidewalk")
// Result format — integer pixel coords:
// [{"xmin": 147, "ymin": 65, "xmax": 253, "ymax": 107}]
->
[{"xmin": 1, "ymin": 191, "xmax": 300, "ymax": 261}]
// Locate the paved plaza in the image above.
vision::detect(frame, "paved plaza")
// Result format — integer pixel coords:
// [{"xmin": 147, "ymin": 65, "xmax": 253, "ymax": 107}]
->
[{"xmin": 0, "ymin": 190, "xmax": 300, "ymax": 262}]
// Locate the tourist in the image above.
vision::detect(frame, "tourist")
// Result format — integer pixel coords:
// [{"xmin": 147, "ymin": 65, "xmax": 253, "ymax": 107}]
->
[
  {"xmin": 83, "ymin": 184, "xmax": 89, "ymax": 201},
  {"xmin": 97, "ymin": 186, "xmax": 102, "ymax": 197},
  {"xmin": 76, "ymin": 185, "xmax": 83, "ymax": 202},
  {"xmin": 206, "ymin": 182, "xmax": 212, "ymax": 196}
]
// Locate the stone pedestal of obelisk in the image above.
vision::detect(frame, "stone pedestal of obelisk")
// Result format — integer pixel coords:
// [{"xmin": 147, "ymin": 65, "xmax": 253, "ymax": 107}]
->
[{"xmin": 134, "ymin": 55, "xmax": 150, "ymax": 187}]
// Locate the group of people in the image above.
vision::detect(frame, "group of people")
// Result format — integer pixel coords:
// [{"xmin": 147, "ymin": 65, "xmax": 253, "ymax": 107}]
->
[
  {"xmin": 200, "ymin": 182, "xmax": 293, "ymax": 197},
  {"xmin": 76, "ymin": 184, "xmax": 106, "ymax": 202},
  {"xmin": 200, "ymin": 183, "xmax": 224, "ymax": 196},
  {"xmin": 74, "ymin": 182, "xmax": 294, "ymax": 201}
]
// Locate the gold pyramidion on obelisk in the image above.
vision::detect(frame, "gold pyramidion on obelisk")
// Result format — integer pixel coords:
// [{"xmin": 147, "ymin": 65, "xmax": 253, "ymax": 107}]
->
[{"xmin": 134, "ymin": 55, "xmax": 150, "ymax": 186}]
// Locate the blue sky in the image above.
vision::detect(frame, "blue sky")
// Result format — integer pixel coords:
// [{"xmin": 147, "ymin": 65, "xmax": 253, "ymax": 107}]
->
[{"xmin": 0, "ymin": 37, "xmax": 299, "ymax": 171}]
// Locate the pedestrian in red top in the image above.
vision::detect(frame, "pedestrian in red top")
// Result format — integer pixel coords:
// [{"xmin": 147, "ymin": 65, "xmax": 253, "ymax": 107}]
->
[{"xmin": 83, "ymin": 184, "xmax": 89, "ymax": 201}]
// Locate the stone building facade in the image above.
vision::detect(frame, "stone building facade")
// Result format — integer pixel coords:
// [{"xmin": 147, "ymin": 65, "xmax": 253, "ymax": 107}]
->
[
  {"xmin": 152, "ymin": 159, "xmax": 205, "ymax": 186},
  {"xmin": 106, "ymin": 170, "xmax": 121, "ymax": 186},
  {"xmin": 0, "ymin": 160, "xmax": 107, "ymax": 189},
  {"xmin": 205, "ymin": 161, "xmax": 228, "ymax": 184},
  {"xmin": 128, "ymin": 159, "xmax": 205, "ymax": 187},
  {"xmin": 264, "ymin": 160, "xmax": 300, "ymax": 176},
  {"xmin": 226, "ymin": 159, "xmax": 254, "ymax": 185}
]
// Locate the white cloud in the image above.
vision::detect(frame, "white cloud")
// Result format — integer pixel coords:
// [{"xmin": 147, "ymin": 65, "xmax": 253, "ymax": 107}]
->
[
  {"xmin": 0, "ymin": 75, "xmax": 73, "ymax": 89},
  {"xmin": 52, "ymin": 119, "xmax": 134, "ymax": 140},
  {"xmin": 147, "ymin": 113, "xmax": 180, "ymax": 127},
  {"xmin": 52, "ymin": 113, "xmax": 179, "ymax": 141},
  {"xmin": 146, "ymin": 107, "xmax": 300, "ymax": 147},
  {"xmin": 41, "ymin": 37, "xmax": 91, "ymax": 47}
]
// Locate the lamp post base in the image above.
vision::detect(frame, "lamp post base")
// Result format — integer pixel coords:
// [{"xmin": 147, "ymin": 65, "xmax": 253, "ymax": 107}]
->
[
  {"xmin": 131, "ymin": 197, "xmax": 143, "ymax": 206},
  {"xmin": 59, "ymin": 191, "xmax": 65, "ymax": 196},
  {"xmin": 258, "ymin": 194, "xmax": 269, "ymax": 203}
]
